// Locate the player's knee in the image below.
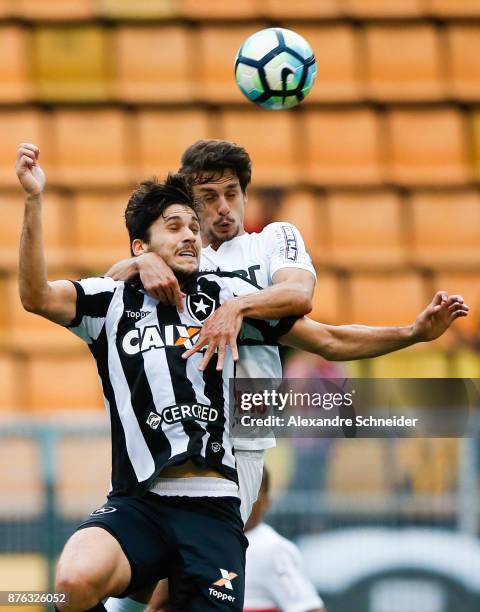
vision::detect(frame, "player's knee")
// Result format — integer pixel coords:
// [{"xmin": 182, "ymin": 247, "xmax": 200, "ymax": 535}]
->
[{"xmin": 55, "ymin": 567, "xmax": 102, "ymax": 611}]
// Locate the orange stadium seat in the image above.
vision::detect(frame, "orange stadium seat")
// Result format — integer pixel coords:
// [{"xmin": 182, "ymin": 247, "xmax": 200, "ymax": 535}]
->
[
  {"xmin": 0, "ymin": 353, "xmax": 17, "ymax": 410},
  {"xmin": 433, "ymin": 272, "xmax": 480, "ymax": 336},
  {"xmin": 0, "ymin": 193, "xmax": 24, "ymax": 271},
  {"xmin": 136, "ymin": 110, "xmax": 210, "ymax": 180},
  {"xmin": 327, "ymin": 190, "xmax": 406, "ymax": 269},
  {"xmin": 0, "ymin": 438, "xmax": 43, "ymax": 517},
  {"xmin": 365, "ymin": 25, "xmax": 443, "ymax": 101},
  {"xmin": 0, "ymin": 26, "xmax": 30, "ymax": 103},
  {"xmin": 285, "ymin": 25, "xmax": 360, "ymax": 102},
  {"xmin": 97, "ymin": 0, "xmax": 180, "ymax": 18},
  {"xmin": 27, "ymin": 351, "xmax": 104, "ymax": 412},
  {"xmin": 310, "ymin": 272, "xmax": 344, "ymax": 325},
  {"xmin": 349, "ymin": 272, "xmax": 427, "ymax": 326},
  {"xmin": 303, "ymin": 110, "xmax": 383, "ymax": 186},
  {"xmin": 198, "ymin": 25, "xmax": 265, "ymax": 104},
  {"xmin": 12, "ymin": 0, "xmax": 94, "ymax": 19},
  {"xmin": 472, "ymin": 111, "xmax": 480, "ymax": 180},
  {"xmin": 0, "ymin": 110, "xmax": 48, "ymax": 188},
  {"xmin": 425, "ymin": 0, "xmax": 480, "ymax": 17},
  {"xmin": 342, "ymin": 0, "xmax": 425, "ymax": 17},
  {"xmin": 72, "ymin": 190, "xmax": 131, "ymax": 270},
  {"xmin": 260, "ymin": 0, "xmax": 340, "ymax": 18},
  {"xmin": 448, "ymin": 27, "xmax": 480, "ymax": 101},
  {"xmin": 411, "ymin": 190, "xmax": 480, "ymax": 269},
  {"xmin": 180, "ymin": 0, "xmax": 258, "ymax": 19},
  {"xmin": 115, "ymin": 26, "xmax": 192, "ymax": 103},
  {"xmin": 274, "ymin": 190, "xmax": 325, "ymax": 263},
  {"xmin": 386, "ymin": 109, "xmax": 469, "ymax": 186},
  {"xmin": 52, "ymin": 109, "xmax": 130, "ymax": 187},
  {"xmin": 33, "ymin": 26, "xmax": 109, "ymax": 102},
  {"xmin": 0, "ymin": 0, "xmax": 12, "ymax": 16},
  {"xmin": 221, "ymin": 111, "xmax": 298, "ymax": 186}
]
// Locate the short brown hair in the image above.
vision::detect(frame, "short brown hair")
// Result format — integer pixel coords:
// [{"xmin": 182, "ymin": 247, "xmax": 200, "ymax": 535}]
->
[{"xmin": 179, "ymin": 139, "xmax": 252, "ymax": 193}]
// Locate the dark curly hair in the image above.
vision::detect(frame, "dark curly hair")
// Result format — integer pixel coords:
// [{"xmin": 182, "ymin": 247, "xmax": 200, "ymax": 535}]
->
[
  {"xmin": 125, "ymin": 173, "xmax": 197, "ymax": 253},
  {"xmin": 179, "ymin": 139, "xmax": 252, "ymax": 193}
]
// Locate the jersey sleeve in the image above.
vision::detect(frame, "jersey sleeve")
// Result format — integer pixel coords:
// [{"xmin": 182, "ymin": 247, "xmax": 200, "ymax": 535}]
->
[
  {"xmin": 262, "ymin": 222, "xmax": 316, "ymax": 282},
  {"xmin": 67, "ymin": 277, "xmax": 119, "ymax": 344},
  {"xmin": 267, "ymin": 539, "xmax": 324, "ymax": 612},
  {"xmin": 239, "ymin": 316, "xmax": 298, "ymax": 345}
]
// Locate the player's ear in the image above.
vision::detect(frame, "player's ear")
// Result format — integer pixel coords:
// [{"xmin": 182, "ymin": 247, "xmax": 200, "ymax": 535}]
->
[{"xmin": 132, "ymin": 238, "xmax": 147, "ymax": 256}]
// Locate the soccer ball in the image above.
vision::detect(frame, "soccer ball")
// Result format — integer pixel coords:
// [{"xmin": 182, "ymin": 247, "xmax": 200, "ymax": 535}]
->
[{"xmin": 234, "ymin": 27, "xmax": 317, "ymax": 110}]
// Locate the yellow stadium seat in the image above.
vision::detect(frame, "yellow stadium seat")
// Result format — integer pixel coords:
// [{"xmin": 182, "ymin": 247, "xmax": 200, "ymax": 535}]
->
[
  {"xmin": 434, "ymin": 272, "xmax": 480, "ymax": 337},
  {"xmin": 12, "ymin": 0, "xmax": 94, "ymax": 19},
  {"xmin": 136, "ymin": 110, "xmax": 209, "ymax": 180},
  {"xmin": 0, "ymin": 26, "xmax": 30, "ymax": 103},
  {"xmin": 97, "ymin": 0, "xmax": 180, "ymax": 18},
  {"xmin": 349, "ymin": 272, "xmax": 427, "ymax": 326},
  {"xmin": 57, "ymin": 435, "xmax": 111, "ymax": 518},
  {"xmin": 274, "ymin": 190, "xmax": 324, "ymax": 263},
  {"xmin": 327, "ymin": 190, "xmax": 406, "ymax": 269},
  {"xmin": 115, "ymin": 26, "xmax": 192, "ymax": 103},
  {"xmin": 33, "ymin": 26, "xmax": 109, "ymax": 101},
  {"xmin": 52, "ymin": 109, "xmax": 130, "ymax": 187},
  {"xmin": 411, "ymin": 190, "xmax": 480, "ymax": 269},
  {"xmin": 27, "ymin": 351, "xmax": 104, "ymax": 412},
  {"xmin": 180, "ymin": 0, "xmax": 258, "ymax": 18},
  {"xmin": 369, "ymin": 348, "xmax": 450, "ymax": 378},
  {"xmin": 72, "ymin": 190, "xmax": 131, "ymax": 270},
  {"xmin": 365, "ymin": 25, "xmax": 443, "ymax": 101},
  {"xmin": 261, "ymin": 0, "xmax": 339, "ymax": 17},
  {"xmin": 285, "ymin": 25, "xmax": 360, "ymax": 102},
  {"xmin": 426, "ymin": 0, "xmax": 480, "ymax": 17},
  {"xmin": 451, "ymin": 349, "xmax": 480, "ymax": 378},
  {"xmin": 448, "ymin": 27, "xmax": 480, "ymax": 100},
  {"xmin": 343, "ymin": 0, "xmax": 425, "ymax": 16},
  {"xmin": 198, "ymin": 25, "xmax": 264, "ymax": 103},
  {"xmin": 221, "ymin": 111, "xmax": 298, "ymax": 186},
  {"xmin": 310, "ymin": 272, "xmax": 343, "ymax": 325},
  {"xmin": 303, "ymin": 110, "xmax": 383, "ymax": 186},
  {"xmin": 0, "ymin": 438, "xmax": 43, "ymax": 517},
  {"xmin": 0, "ymin": 353, "xmax": 17, "ymax": 410},
  {"xmin": 0, "ymin": 554, "xmax": 47, "ymax": 592},
  {"xmin": 0, "ymin": 111, "xmax": 48, "ymax": 188},
  {"xmin": 387, "ymin": 109, "xmax": 469, "ymax": 186}
]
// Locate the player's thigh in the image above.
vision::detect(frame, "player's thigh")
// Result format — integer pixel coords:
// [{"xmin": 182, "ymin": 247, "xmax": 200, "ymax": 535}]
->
[
  {"xmin": 56, "ymin": 526, "xmax": 131, "ymax": 597},
  {"xmin": 146, "ymin": 579, "xmax": 169, "ymax": 612}
]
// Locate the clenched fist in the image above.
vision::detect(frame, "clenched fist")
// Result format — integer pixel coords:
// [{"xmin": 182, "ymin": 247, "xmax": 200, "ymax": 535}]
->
[{"xmin": 16, "ymin": 143, "xmax": 45, "ymax": 196}]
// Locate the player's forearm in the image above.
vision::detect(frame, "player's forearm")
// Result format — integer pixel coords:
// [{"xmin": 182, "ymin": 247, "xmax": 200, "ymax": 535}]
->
[
  {"xmin": 106, "ymin": 256, "xmax": 138, "ymax": 281},
  {"xmin": 233, "ymin": 281, "xmax": 312, "ymax": 320},
  {"xmin": 18, "ymin": 193, "xmax": 50, "ymax": 312}
]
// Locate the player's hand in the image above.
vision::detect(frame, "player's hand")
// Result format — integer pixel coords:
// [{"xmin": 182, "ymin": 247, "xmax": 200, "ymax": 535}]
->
[
  {"xmin": 137, "ymin": 252, "xmax": 185, "ymax": 311},
  {"xmin": 412, "ymin": 291, "xmax": 469, "ymax": 342},
  {"xmin": 16, "ymin": 143, "xmax": 45, "ymax": 196},
  {"xmin": 182, "ymin": 299, "xmax": 243, "ymax": 371}
]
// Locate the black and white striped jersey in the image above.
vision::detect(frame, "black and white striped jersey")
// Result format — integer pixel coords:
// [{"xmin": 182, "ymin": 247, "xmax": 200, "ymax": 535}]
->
[{"xmin": 67, "ymin": 271, "xmax": 295, "ymax": 497}]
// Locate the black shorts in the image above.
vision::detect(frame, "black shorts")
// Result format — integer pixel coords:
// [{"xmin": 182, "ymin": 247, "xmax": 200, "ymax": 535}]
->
[{"xmin": 76, "ymin": 493, "xmax": 247, "ymax": 611}]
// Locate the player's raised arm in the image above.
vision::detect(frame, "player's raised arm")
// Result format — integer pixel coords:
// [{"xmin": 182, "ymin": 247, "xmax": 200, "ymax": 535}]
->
[
  {"xmin": 281, "ymin": 291, "xmax": 469, "ymax": 360},
  {"xmin": 16, "ymin": 143, "xmax": 77, "ymax": 326}
]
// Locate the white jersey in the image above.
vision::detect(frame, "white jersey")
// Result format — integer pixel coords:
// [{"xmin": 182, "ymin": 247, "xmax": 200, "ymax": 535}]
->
[
  {"xmin": 201, "ymin": 223, "xmax": 316, "ymax": 451},
  {"xmin": 244, "ymin": 523, "xmax": 324, "ymax": 612}
]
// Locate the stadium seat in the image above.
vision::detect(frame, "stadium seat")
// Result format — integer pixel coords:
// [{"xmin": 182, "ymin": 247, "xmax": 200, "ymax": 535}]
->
[
  {"xmin": 0, "ymin": 353, "xmax": 17, "ymax": 410},
  {"xmin": 221, "ymin": 111, "xmax": 298, "ymax": 186},
  {"xmin": 180, "ymin": 0, "xmax": 258, "ymax": 19},
  {"xmin": 198, "ymin": 25, "xmax": 264, "ymax": 103},
  {"xmin": 0, "ymin": 193, "xmax": 24, "ymax": 271},
  {"xmin": 51, "ymin": 109, "xmax": 130, "ymax": 187},
  {"xmin": 33, "ymin": 26, "xmax": 109, "ymax": 102},
  {"xmin": 369, "ymin": 348, "xmax": 450, "ymax": 378},
  {"xmin": 0, "ymin": 110, "xmax": 47, "ymax": 188},
  {"xmin": 365, "ymin": 25, "xmax": 443, "ymax": 101},
  {"xmin": 115, "ymin": 26, "xmax": 192, "ymax": 103},
  {"xmin": 12, "ymin": 0, "xmax": 94, "ymax": 19},
  {"xmin": 97, "ymin": 0, "xmax": 180, "ymax": 18},
  {"xmin": 260, "ymin": 0, "xmax": 339, "ymax": 17},
  {"xmin": 327, "ymin": 190, "xmax": 406, "ymax": 269},
  {"xmin": 72, "ymin": 190, "xmax": 131, "ymax": 270},
  {"xmin": 0, "ymin": 26, "xmax": 30, "ymax": 103},
  {"xmin": 433, "ymin": 272, "xmax": 480, "ymax": 336},
  {"xmin": 327, "ymin": 439, "xmax": 390, "ymax": 495},
  {"xmin": 303, "ymin": 110, "xmax": 383, "ymax": 186},
  {"xmin": 448, "ymin": 27, "xmax": 480, "ymax": 100},
  {"xmin": 410, "ymin": 190, "xmax": 480, "ymax": 269},
  {"xmin": 274, "ymin": 190, "xmax": 324, "ymax": 262},
  {"xmin": 472, "ymin": 111, "xmax": 480, "ymax": 180},
  {"xmin": 349, "ymin": 272, "xmax": 428, "ymax": 326},
  {"xmin": 425, "ymin": 0, "xmax": 480, "ymax": 17},
  {"xmin": 451, "ymin": 349, "xmax": 480, "ymax": 378},
  {"xmin": 285, "ymin": 25, "xmax": 360, "ymax": 102},
  {"xmin": 27, "ymin": 351, "xmax": 104, "ymax": 412},
  {"xmin": 386, "ymin": 109, "xmax": 469, "ymax": 186},
  {"xmin": 310, "ymin": 272, "xmax": 343, "ymax": 325},
  {"xmin": 57, "ymin": 435, "xmax": 111, "ymax": 518},
  {"xmin": 0, "ymin": 554, "xmax": 47, "ymax": 591},
  {"xmin": 0, "ymin": 1, "xmax": 12, "ymax": 17},
  {"xmin": 342, "ymin": 0, "xmax": 425, "ymax": 17},
  {"xmin": 0, "ymin": 438, "xmax": 43, "ymax": 517},
  {"xmin": 136, "ymin": 110, "xmax": 209, "ymax": 180}
]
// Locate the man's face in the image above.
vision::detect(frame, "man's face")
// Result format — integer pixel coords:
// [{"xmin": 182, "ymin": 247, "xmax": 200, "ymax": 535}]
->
[
  {"xmin": 133, "ymin": 204, "xmax": 201, "ymax": 279},
  {"xmin": 193, "ymin": 170, "xmax": 246, "ymax": 249}
]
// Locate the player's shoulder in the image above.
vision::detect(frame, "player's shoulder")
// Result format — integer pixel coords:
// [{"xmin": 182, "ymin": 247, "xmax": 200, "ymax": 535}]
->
[
  {"xmin": 75, "ymin": 276, "xmax": 123, "ymax": 295},
  {"xmin": 259, "ymin": 221, "xmax": 303, "ymax": 238}
]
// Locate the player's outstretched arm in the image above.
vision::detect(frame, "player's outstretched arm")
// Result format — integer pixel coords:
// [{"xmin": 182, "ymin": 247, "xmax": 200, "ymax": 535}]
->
[
  {"xmin": 281, "ymin": 291, "xmax": 469, "ymax": 361},
  {"xmin": 17, "ymin": 143, "xmax": 77, "ymax": 325}
]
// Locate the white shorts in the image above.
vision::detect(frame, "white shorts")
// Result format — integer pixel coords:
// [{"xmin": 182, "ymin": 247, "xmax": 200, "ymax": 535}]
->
[{"xmin": 236, "ymin": 449, "xmax": 265, "ymax": 524}]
